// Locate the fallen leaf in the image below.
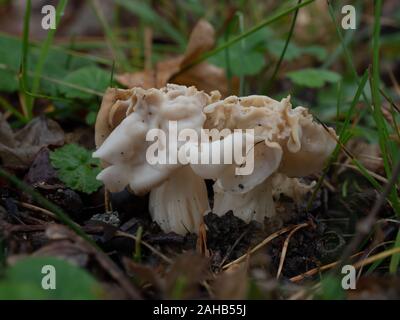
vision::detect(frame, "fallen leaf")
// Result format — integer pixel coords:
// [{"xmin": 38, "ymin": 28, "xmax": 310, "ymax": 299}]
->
[
  {"xmin": 0, "ymin": 115, "xmax": 64, "ymax": 169},
  {"xmin": 44, "ymin": 224, "xmax": 142, "ymax": 299},
  {"xmin": 164, "ymin": 251, "xmax": 210, "ymax": 299},
  {"xmin": 24, "ymin": 148, "xmax": 59, "ymax": 187},
  {"xmin": 213, "ymin": 260, "xmax": 249, "ymax": 299},
  {"xmin": 116, "ymin": 20, "xmax": 237, "ymax": 97},
  {"xmin": 122, "ymin": 257, "xmax": 164, "ymax": 294},
  {"xmin": 33, "ymin": 240, "xmax": 90, "ymax": 268},
  {"xmin": 349, "ymin": 140, "xmax": 383, "ymax": 172}
]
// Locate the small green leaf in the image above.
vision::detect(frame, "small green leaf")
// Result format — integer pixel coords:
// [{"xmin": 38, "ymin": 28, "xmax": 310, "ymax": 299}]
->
[
  {"xmin": 85, "ymin": 111, "xmax": 97, "ymax": 125},
  {"xmin": 266, "ymin": 39, "xmax": 302, "ymax": 61},
  {"xmin": 266, "ymin": 41, "xmax": 327, "ymax": 62},
  {"xmin": 60, "ymin": 66, "xmax": 110, "ymax": 99},
  {"xmin": 287, "ymin": 68, "xmax": 341, "ymax": 88},
  {"xmin": 209, "ymin": 28, "xmax": 269, "ymax": 76},
  {"xmin": 301, "ymin": 45, "xmax": 328, "ymax": 61},
  {"xmin": 0, "ymin": 257, "xmax": 102, "ymax": 299},
  {"xmin": 50, "ymin": 144, "xmax": 102, "ymax": 194}
]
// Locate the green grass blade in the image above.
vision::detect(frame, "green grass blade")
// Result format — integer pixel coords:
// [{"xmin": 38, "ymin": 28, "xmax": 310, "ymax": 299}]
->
[
  {"xmin": 265, "ymin": 0, "xmax": 302, "ymax": 92},
  {"xmin": 30, "ymin": 0, "xmax": 68, "ymax": 110},
  {"xmin": 20, "ymin": 0, "xmax": 32, "ymax": 120},
  {"xmin": 114, "ymin": 0, "xmax": 185, "ymax": 48},
  {"xmin": 89, "ymin": 0, "xmax": 130, "ymax": 71},
  {"xmin": 389, "ymin": 230, "xmax": 400, "ymax": 273},
  {"xmin": 0, "ymin": 96, "xmax": 26, "ymax": 122},
  {"xmin": 307, "ymin": 71, "xmax": 381, "ymax": 209},
  {"xmin": 327, "ymin": 2, "xmax": 371, "ymax": 107},
  {"xmin": 175, "ymin": 0, "xmax": 315, "ymax": 76},
  {"xmin": 370, "ymin": 1, "xmax": 400, "ymax": 217}
]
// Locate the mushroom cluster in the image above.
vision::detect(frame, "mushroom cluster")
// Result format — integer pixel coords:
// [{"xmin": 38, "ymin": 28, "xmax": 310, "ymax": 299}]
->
[{"xmin": 93, "ymin": 84, "xmax": 337, "ymax": 235}]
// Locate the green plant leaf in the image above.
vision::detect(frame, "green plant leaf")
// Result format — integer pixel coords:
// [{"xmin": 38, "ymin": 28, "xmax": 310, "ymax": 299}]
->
[
  {"xmin": 266, "ymin": 39, "xmax": 302, "ymax": 61},
  {"xmin": 60, "ymin": 66, "xmax": 110, "ymax": 99},
  {"xmin": 0, "ymin": 257, "xmax": 102, "ymax": 299},
  {"xmin": 301, "ymin": 45, "xmax": 328, "ymax": 61},
  {"xmin": 209, "ymin": 28, "xmax": 269, "ymax": 76},
  {"xmin": 85, "ymin": 110, "xmax": 98, "ymax": 125},
  {"xmin": 50, "ymin": 144, "xmax": 102, "ymax": 194},
  {"xmin": 114, "ymin": 0, "xmax": 185, "ymax": 47},
  {"xmin": 0, "ymin": 35, "xmax": 21, "ymax": 92},
  {"xmin": 287, "ymin": 68, "xmax": 341, "ymax": 88}
]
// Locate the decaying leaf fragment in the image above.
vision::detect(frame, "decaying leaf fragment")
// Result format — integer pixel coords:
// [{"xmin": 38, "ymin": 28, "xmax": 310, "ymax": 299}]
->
[
  {"xmin": 116, "ymin": 20, "xmax": 237, "ymax": 97},
  {"xmin": 0, "ymin": 114, "xmax": 64, "ymax": 169}
]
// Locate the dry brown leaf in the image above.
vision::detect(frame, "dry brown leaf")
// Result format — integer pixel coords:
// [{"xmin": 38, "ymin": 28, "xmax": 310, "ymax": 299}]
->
[
  {"xmin": 122, "ymin": 257, "xmax": 164, "ymax": 293},
  {"xmin": 33, "ymin": 240, "xmax": 90, "ymax": 268},
  {"xmin": 164, "ymin": 251, "xmax": 210, "ymax": 299},
  {"xmin": 44, "ymin": 224, "xmax": 142, "ymax": 299},
  {"xmin": 346, "ymin": 140, "xmax": 383, "ymax": 172},
  {"xmin": 116, "ymin": 20, "xmax": 236, "ymax": 97},
  {"xmin": 213, "ymin": 260, "xmax": 249, "ymax": 300},
  {"xmin": 0, "ymin": 115, "xmax": 64, "ymax": 169}
]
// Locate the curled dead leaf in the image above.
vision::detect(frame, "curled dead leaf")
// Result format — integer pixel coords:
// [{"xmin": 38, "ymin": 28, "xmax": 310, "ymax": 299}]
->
[{"xmin": 116, "ymin": 20, "xmax": 237, "ymax": 97}]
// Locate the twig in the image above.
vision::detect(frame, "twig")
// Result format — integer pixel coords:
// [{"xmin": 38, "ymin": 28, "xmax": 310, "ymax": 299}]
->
[
  {"xmin": 290, "ymin": 246, "xmax": 400, "ymax": 284},
  {"xmin": 104, "ymin": 189, "xmax": 112, "ymax": 213},
  {"xmin": 17, "ymin": 201, "xmax": 57, "ymax": 219},
  {"xmin": 276, "ymin": 223, "xmax": 309, "ymax": 279},
  {"xmin": 218, "ymin": 226, "xmax": 251, "ymax": 269},
  {"xmin": 357, "ymin": 241, "xmax": 394, "ymax": 279},
  {"xmin": 289, "ymin": 251, "xmax": 364, "ymax": 282},
  {"xmin": 222, "ymin": 224, "xmax": 298, "ymax": 270},
  {"xmin": 332, "ymin": 162, "xmax": 388, "ymax": 184},
  {"xmin": 144, "ymin": 27, "xmax": 153, "ymax": 71}
]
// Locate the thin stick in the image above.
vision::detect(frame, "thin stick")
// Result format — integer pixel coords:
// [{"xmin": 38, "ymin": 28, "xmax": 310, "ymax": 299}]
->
[
  {"xmin": 222, "ymin": 224, "xmax": 297, "ymax": 270},
  {"xmin": 18, "ymin": 201, "xmax": 57, "ymax": 219},
  {"xmin": 104, "ymin": 189, "xmax": 112, "ymax": 213},
  {"xmin": 289, "ymin": 251, "xmax": 364, "ymax": 282},
  {"xmin": 332, "ymin": 162, "xmax": 388, "ymax": 184},
  {"xmin": 357, "ymin": 241, "xmax": 394, "ymax": 279},
  {"xmin": 353, "ymin": 247, "xmax": 400, "ymax": 269},
  {"xmin": 115, "ymin": 230, "xmax": 172, "ymax": 264},
  {"xmin": 276, "ymin": 223, "xmax": 309, "ymax": 279},
  {"xmin": 144, "ymin": 27, "xmax": 153, "ymax": 71}
]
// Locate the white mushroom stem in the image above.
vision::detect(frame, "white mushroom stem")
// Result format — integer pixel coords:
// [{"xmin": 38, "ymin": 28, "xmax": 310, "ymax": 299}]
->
[
  {"xmin": 213, "ymin": 178, "xmax": 275, "ymax": 223},
  {"xmin": 149, "ymin": 166, "xmax": 210, "ymax": 235},
  {"xmin": 213, "ymin": 173, "xmax": 315, "ymax": 224}
]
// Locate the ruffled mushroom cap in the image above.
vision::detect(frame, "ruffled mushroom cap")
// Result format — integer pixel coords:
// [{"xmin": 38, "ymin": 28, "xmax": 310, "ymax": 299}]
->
[
  {"xmin": 204, "ymin": 94, "xmax": 337, "ymax": 222},
  {"xmin": 93, "ymin": 84, "xmax": 212, "ymax": 235},
  {"xmin": 94, "ymin": 84, "xmax": 209, "ymax": 194}
]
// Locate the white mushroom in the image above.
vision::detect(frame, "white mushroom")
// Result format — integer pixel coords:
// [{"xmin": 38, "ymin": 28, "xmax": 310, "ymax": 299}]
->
[
  {"xmin": 204, "ymin": 94, "xmax": 337, "ymax": 223},
  {"xmin": 94, "ymin": 85, "xmax": 337, "ymax": 233},
  {"xmin": 93, "ymin": 84, "xmax": 211, "ymax": 235}
]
